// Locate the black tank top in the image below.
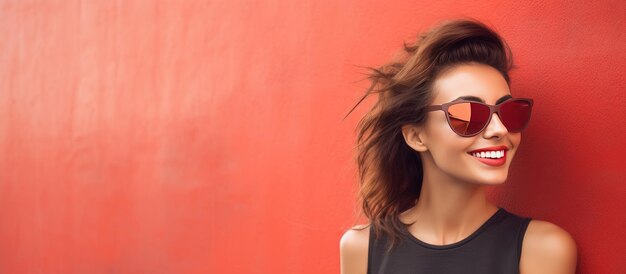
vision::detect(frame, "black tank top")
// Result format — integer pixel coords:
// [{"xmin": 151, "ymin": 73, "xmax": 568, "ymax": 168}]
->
[{"xmin": 367, "ymin": 207, "xmax": 532, "ymax": 274}]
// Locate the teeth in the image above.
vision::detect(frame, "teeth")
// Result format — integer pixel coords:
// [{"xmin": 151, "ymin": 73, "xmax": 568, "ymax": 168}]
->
[{"xmin": 471, "ymin": 150, "xmax": 505, "ymax": 159}]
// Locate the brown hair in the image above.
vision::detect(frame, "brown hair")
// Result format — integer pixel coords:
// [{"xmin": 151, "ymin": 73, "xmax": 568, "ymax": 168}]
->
[{"xmin": 344, "ymin": 17, "xmax": 516, "ymax": 253}]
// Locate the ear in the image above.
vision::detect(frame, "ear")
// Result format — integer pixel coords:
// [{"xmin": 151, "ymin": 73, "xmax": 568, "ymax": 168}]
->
[{"xmin": 401, "ymin": 124, "xmax": 428, "ymax": 152}]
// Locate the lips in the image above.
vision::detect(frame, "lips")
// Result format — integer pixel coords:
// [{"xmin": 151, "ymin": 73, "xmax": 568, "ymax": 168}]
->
[
  {"xmin": 467, "ymin": 145, "xmax": 509, "ymax": 154},
  {"xmin": 467, "ymin": 145, "xmax": 509, "ymax": 167}
]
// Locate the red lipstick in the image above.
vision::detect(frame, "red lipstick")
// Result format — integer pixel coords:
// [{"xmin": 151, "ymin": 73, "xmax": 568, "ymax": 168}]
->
[
  {"xmin": 467, "ymin": 145, "xmax": 509, "ymax": 154},
  {"xmin": 467, "ymin": 145, "xmax": 509, "ymax": 167}
]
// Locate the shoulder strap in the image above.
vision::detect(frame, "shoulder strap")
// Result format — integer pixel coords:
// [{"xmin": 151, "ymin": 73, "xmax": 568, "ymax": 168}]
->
[{"xmin": 367, "ymin": 224, "xmax": 374, "ymax": 274}]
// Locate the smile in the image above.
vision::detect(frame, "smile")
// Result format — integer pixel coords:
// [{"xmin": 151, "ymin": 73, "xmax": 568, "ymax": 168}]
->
[
  {"xmin": 467, "ymin": 150, "xmax": 506, "ymax": 166},
  {"xmin": 471, "ymin": 150, "xmax": 505, "ymax": 159}
]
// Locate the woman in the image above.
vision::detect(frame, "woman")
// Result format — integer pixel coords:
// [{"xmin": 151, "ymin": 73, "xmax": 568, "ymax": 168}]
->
[{"xmin": 339, "ymin": 18, "xmax": 577, "ymax": 274}]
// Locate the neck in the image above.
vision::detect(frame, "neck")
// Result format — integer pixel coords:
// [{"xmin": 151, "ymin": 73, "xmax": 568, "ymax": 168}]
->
[
  {"xmin": 399, "ymin": 155, "xmax": 500, "ymax": 242},
  {"xmin": 414, "ymin": 182, "xmax": 494, "ymax": 227}
]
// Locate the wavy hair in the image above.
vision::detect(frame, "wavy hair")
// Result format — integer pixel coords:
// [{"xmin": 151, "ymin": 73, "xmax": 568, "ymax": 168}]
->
[{"xmin": 344, "ymin": 17, "xmax": 516, "ymax": 253}]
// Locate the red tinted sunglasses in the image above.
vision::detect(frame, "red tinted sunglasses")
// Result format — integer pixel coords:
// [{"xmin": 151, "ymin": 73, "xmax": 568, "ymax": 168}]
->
[{"xmin": 425, "ymin": 98, "xmax": 534, "ymax": 137}]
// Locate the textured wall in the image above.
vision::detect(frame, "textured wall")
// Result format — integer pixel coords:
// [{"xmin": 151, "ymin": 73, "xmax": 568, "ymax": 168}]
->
[{"xmin": 0, "ymin": 1, "xmax": 624, "ymax": 273}]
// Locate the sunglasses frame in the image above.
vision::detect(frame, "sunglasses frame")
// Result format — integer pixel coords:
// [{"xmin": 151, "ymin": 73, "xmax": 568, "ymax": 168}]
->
[{"xmin": 425, "ymin": 98, "xmax": 534, "ymax": 137}]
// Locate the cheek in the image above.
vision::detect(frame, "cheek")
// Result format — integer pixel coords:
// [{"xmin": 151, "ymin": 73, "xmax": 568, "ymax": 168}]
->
[
  {"xmin": 427, "ymin": 115, "xmax": 458, "ymax": 141},
  {"xmin": 427, "ymin": 121, "xmax": 474, "ymax": 162},
  {"xmin": 511, "ymin": 133, "xmax": 522, "ymax": 147},
  {"xmin": 506, "ymin": 133, "xmax": 522, "ymax": 159},
  {"xmin": 428, "ymin": 117, "xmax": 471, "ymax": 146}
]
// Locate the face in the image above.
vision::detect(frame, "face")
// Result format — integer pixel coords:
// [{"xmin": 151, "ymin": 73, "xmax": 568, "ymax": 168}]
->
[{"xmin": 403, "ymin": 63, "xmax": 521, "ymax": 185}]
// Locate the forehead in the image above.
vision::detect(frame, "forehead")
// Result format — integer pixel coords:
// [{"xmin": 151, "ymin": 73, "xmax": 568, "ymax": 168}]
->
[{"xmin": 431, "ymin": 63, "xmax": 511, "ymax": 104}]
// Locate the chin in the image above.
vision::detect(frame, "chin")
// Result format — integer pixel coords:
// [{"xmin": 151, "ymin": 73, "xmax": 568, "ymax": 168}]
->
[
  {"xmin": 483, "ymin": 178, "xmax": 507, "ymax": 185},
  {"xmin": 468, "ymin": 166, "xmax": 509, "ymax": 185},
  {"xmin": 477, "ymin": 173, "xmax": 508, "ymax": 185}
]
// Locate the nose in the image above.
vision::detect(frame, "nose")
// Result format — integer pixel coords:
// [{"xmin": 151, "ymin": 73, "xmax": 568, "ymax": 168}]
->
[{"xmin": 482, "ymin": 112, "xmax": 508, "ymax": 138}]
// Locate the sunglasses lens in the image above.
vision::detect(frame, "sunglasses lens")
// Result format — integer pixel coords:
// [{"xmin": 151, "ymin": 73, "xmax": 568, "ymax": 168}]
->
[
  {"xmin": 447, "ymin": 102, "xmax": 490, "ymax": 136},
  {"xmin": 500, "ymin": 99, "xmax": 532, "ymax": 132},
  {"xmin": 445, "ymin": 99, "xmax": 533, "ymax": 137}
]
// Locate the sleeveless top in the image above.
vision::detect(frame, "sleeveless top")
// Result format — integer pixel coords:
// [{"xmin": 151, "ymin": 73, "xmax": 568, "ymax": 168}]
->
[{"xmin": 367, "ymin": 207, "xmax": 532, "ymax": 274}]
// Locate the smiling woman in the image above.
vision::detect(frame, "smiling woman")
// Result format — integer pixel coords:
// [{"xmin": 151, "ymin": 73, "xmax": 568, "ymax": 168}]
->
[{"xmin": 339, "ymin": 18, "xmax": 577, "ymax": 274}]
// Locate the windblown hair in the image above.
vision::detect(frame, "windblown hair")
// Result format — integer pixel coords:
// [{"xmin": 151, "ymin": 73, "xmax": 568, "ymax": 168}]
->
[{"xmin": 344, "ymin": 17, "xmax": 516, "ymax": 253}]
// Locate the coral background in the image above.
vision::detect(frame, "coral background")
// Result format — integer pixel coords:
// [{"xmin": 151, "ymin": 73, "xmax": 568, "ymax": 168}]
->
[{"xmin": 0, "ymin": 1, "xmax": 623, "ymax": 273}]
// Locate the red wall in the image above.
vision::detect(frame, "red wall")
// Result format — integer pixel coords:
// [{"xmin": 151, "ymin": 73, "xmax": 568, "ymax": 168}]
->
[{"xmin": 0, "ymin": 1, "xmax": 624, "ymax": 273}]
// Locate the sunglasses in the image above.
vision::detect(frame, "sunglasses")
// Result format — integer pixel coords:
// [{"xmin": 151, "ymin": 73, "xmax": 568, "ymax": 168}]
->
[{"xmin": 425, "ymin": 98, "xmax": 534, "ymax": 137}]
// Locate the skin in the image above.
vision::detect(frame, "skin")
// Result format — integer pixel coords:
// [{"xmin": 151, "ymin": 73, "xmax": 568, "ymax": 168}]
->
[{"xmin": 340, "ymin": 63, "xmax": 577, "ymax": 274}]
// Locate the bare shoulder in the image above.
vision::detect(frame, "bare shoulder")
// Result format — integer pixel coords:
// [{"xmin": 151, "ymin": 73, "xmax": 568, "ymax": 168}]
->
[
  {"xmin": 520, "ymin": 219, "xmax": 578, "ymax": 274},
  {"xmin": 339, "ymin": 224, "xmax": 371, "ymax": 274}
]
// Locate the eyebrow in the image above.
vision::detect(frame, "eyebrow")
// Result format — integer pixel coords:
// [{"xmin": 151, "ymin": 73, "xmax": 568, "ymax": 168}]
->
[{"xmin": 451, "ymin": 94, "xmax": 513, "ymax": 105}]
